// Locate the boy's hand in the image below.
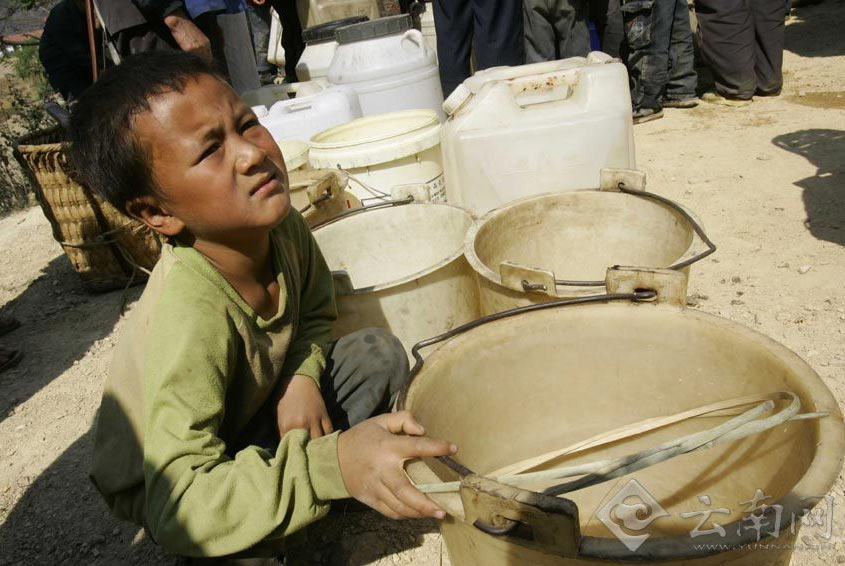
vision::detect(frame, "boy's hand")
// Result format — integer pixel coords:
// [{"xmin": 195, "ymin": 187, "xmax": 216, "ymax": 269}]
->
[
  {"xmin": 164, "ymin": 9, "xmax": 213, "ymax": 61},
  {"xmin": 337, "ymin": 411, "xmax": 457, "ymax": 520},
  {"xmin": 275, "ymin": 374, "xmax": 333, "ymax": 439}
]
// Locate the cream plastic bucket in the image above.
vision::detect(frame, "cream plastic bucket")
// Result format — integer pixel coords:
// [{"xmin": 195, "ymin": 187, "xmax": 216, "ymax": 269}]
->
[
  {"xmin": 308, "ymin": 109, "xmax": 445, "ymax": 203},
  {"xmin": 466, "ymin": 175, "xmax": 711, "ymax": 315},
  {"xmin": 401, "ymin": 268, "xmax": 845, "ymax": 566},
  {"xmin": 278, "ymin": 140, "xmax": 309, "ymax": 171},
  {"xmin": 311, "ymin": 202, "xmax": 479, "ymax": 359}
]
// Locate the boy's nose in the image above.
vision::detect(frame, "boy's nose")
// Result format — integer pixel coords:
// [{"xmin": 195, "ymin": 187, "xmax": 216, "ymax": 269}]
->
[{"xmin": 235, "ymin": 138, "xmax": 268, "ymax": 174}]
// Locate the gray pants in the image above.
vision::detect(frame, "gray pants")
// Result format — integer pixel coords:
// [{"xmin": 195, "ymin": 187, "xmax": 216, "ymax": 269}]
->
[
  {"xmin": 523, "ymin": 0, "xmax": 590, "ymax": 62},
  {"xmin": 623, "ymin": 0, "xmax": 698, "ymax": 110},
  {"xmin": 194, "ymin": 11, "xmax": 261, "ymax": 94},
  {"xmin": 695, "ymin": 0, "xmax": 785, "ymax": 99}
]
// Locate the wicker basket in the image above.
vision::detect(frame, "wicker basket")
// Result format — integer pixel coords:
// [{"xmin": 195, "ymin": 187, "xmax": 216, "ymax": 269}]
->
[{"xmin": 13, "ymin": 128, "xmax": 162, "ymax": 292}]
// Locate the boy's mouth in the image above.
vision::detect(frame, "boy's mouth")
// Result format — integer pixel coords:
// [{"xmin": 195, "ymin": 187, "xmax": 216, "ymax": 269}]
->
[{"xmin": 250, "ymin": 172, "xmax": 283, "ymax": 197}]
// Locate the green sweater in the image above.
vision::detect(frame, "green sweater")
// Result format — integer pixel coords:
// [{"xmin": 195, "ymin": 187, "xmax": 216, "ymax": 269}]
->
[{"xmin": 89, "ymin": 210, "xmax": 347, "ymax": 557}]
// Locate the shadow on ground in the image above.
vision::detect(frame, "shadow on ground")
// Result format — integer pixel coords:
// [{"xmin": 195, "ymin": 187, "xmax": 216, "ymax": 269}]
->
[
  {"xmin": 0, "ymin": 253, "xmax": 140, "ymax": 423},
  {"xmin": 0, "ymin": 427, "xmax": 177, "ymax": 566},
  {"xmin": 772, "ymin": 129, "xmax": 845, "ymax": 246},
  {"xmin": 784, "ymin": 1, "xmax": 845, "ymax": 58}
]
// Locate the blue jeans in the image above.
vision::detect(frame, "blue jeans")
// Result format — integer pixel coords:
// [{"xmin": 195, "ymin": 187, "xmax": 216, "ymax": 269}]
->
[{"xmin": 622, "ymin": 0, "xmax": 697, "ymax": 110}]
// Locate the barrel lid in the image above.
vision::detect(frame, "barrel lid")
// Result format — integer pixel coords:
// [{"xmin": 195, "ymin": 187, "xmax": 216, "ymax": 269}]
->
[
  {"xmin": 302, "ymin": 16, "xmax": 368, "ymax": 44},
  {"xmin": 308, "ymin": 109, "xmax": 441, "ymax": 169},
  {"xmin": 277, "ymin": 139, "xmax": 309, "ymax": 171},
  {"xmin": 335, "ymin": 15, "xmax": 413, "ymax": 45}
]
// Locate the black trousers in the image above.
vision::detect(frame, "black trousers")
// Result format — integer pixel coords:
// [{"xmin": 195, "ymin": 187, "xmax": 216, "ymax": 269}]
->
[
  {"xmin": 695, "ymin": 0, "xmax": 785, "ymax": 99},
  {"xmin": 268, "ymin": 0, "xmax": 305, "ymax": 81},
  {"xmin": 591, "ymin": 0, "xmax": 625, "ymax": 58},
  {"xmin": 432, "ymin": 0, "xmax": 525, "ymax": 96},
  {"xmin": 523, "ymin": 0, "xmax": 590, "ymax": 63}
]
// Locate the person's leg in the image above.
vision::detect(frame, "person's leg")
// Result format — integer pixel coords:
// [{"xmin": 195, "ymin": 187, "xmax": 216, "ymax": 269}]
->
[
  {"xmin": 472, "ymin": 0, "xmax": 524, "ymax": 69},
  {"xmin": 664, "ymin": 0, "xmax": 698, "ymax": 102},
  {"xmin": 598, "ymin": 0, "xmax": 625, "ymax": 57},
  {"xmin": 552, "ymin": 0, "xmax": 590, "ymax": 59},
  {"xmin": 623, "ymin": 0, "xmax": 672, "ymax": 113},
  {"xmin": 751, "ymin": 0, "xmax": 785, "ymax": 95},
  {"xmin": 214, "ymin": 11, "xmax": 261, "ymax": 93},
  {"xmin": 694, "ymin": 0, "xmax": 756, "ymax": 99},
  {"xmin": 321, "ymin": 328, "xmax": 408, "ymax": 430},
  {"xmin": 522, "ymin": 0, "xmax": 557, "ymax": 63},
  {"xmin": 269, "ymin": 0, "xmax": 305, "ymax": 82},
  {"xmin": 433, "ymin": 0, "xmax": 474, "ymax": 96},
  {"xmin": 246, "ymin": 1, "xmax": 277, "ymax": 85}
]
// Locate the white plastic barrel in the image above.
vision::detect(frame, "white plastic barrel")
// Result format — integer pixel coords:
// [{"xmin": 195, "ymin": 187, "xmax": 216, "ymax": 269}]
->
[
  {"xmin": 278, "ymin": 140, "xmax": 309, "ymax": 171},
  {"xmin": 308, "ymin": 109, "xmax": 445, "ymax": 203},
  {"xmin": 296, "ymin": 16, "xmax": 368, "ymax": 85},
  {"xmin": 328, "ymin": 15, "xmax": 445, "ymax": 121},
  {"xmin": 312, "ymin": 202, "xmax": 480, "ymax": 360},
  {"xmin": 254, "ymin": 85, "xmax": 362, "ymax": 143},
  {"xmin": 441, "ymin": 52, "xmax": 636, "ymax": 214}
]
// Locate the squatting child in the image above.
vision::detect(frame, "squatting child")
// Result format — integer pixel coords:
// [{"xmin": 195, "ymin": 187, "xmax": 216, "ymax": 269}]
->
[{"xmin": 71, "ymin": 51, "xmax": 456, "ymax": 561}]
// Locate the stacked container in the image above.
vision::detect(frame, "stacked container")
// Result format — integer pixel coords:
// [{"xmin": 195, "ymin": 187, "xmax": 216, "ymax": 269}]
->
[
  {"xmin": 296, "ymin": 16, "xmax": 368, "ymax": 85},
  {"xmin": 328, "ymin": 15, "xmax": 445, "ymax": 121}
]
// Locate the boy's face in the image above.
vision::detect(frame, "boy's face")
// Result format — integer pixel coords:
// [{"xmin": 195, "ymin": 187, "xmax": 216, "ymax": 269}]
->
[{"xmin": 132, "ymin": 74, "xmax": 290, "ymax": 244}]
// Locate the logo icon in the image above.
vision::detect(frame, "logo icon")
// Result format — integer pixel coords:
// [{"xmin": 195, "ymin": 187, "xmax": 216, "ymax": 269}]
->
[{"xmin": 596, "ymin": 479, "xmax": 670, "ymax": 552}]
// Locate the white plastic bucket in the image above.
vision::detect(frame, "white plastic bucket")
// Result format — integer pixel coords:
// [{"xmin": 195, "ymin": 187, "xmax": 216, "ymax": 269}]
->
[
  {"xmin": 308, "ymin": 109, "xmax": 445, "ymax": 203},
  {"xmin": 328, "ymin": 16, "xmax": 445, "ymax": 121},
  {"xmin": 312, "ymin": 202, "xmax": 480, "ymax": 359},
  {"xmin": 441, "ymin": 52, "xmax": 636, "ymax": 214}
]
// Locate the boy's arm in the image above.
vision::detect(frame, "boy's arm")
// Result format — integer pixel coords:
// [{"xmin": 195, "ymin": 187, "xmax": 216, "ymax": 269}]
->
[{"xmin": 143, "ymin": 293, "xmax": 347, "ymax": 557}]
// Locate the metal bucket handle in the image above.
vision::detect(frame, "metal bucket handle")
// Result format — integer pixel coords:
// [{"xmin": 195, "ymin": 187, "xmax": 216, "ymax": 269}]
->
[
  {"xmin": 509, "ymin": 170, "xmax": 717, "ymax": 294},
  {"xmin": 310, "ymin": 195, "xmax": 415, "ymax": 231}
]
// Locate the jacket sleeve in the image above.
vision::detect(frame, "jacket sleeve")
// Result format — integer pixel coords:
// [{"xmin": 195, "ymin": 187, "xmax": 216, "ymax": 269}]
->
[
  {"xmin": 279, "ymin": 211, "xmax": 338, "ymax": 386},
  {"xmin": 142, "ymin": 283, "xmax": 347, "ymax": 557}
]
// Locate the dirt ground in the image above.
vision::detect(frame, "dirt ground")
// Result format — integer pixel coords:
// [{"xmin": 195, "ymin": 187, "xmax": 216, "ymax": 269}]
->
[{"xmin": 1, "ymin": 2, "xmax": 844, "ymax": 565}]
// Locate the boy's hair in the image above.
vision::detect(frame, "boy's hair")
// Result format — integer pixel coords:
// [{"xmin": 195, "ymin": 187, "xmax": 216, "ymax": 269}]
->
[{"xmin": 69, "ymin": 51, "xmax": 225, "ymax": 214}]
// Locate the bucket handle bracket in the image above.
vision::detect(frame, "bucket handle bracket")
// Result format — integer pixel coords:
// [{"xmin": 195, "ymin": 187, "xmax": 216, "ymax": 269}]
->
[
  {"xmin": 599, "ymin": 168, "xmax": 646, "ymax": 192},
  {"xmin": 460, "ymin": 475, "xmax": 581, "ymax": 557},
  {"xmin": 500, "ymin": 261, "xmax": 557, "ymax": 296},
  {"xmin": 605, "ymin": 266, "xmax": 688, "ymax": 307}
]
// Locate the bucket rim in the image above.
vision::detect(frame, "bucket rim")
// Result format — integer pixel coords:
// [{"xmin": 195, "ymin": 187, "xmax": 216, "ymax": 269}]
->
[
  {"xmin": 464, "ymin": 189, "xmax": 705, "ymax": 297},
  {"xmin": 400, "ymin": 301, "xmax": 845, "ymax": 562},
  {"xmin": 313, "ymin": 201, "xmax": 475, "ymax": 294},
  {"xmin": 308, "ymin": 109, "xmax": 441, "ymax": 169}
]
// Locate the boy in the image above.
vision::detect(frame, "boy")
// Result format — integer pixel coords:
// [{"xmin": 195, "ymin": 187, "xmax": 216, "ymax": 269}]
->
[{"xmin": 70, "ymin": 52, "xmax": 456, "ymax": 560}]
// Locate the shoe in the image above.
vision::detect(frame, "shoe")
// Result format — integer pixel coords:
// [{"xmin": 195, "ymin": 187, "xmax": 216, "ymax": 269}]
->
[
  {"xmin": 633, "ymin": 107, "xmax": 664, "ymax": 124},
  {"xmin": 701, "ymin": 92, "xmax": 752, "ymax": 107},
  {"xmin": 755, "ymin": 88, "xmax": 782, "ymax": 97},
  {"xmin": 663, "ymin": 97, "xmax": 699, "ymax": 108}
]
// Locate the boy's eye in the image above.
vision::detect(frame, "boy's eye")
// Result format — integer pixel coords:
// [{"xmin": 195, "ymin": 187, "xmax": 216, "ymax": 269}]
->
[
  {"xmin": 241, "ymin": 119, "xmax": 259, "ymax": 133},
  {"xmin": 198, "ymin": 142, "xmax": 220, "ymax": 162}
]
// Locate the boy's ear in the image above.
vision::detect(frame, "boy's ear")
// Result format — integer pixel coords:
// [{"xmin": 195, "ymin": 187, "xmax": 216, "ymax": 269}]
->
[{"xmin": 126, "ymin": 196, "xmax": 185, "ymax": 237}]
